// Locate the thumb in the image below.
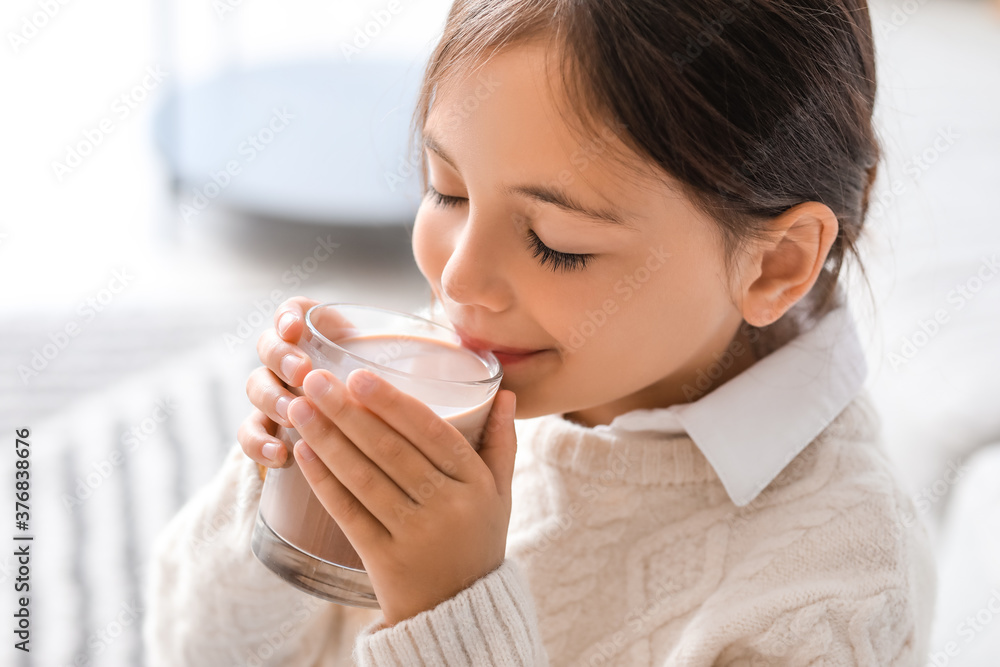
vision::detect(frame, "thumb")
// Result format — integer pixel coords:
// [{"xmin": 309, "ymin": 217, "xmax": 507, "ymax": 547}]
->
[{"xmin": 475, "ymin": 389, "xmax": 517, "ymax": 502}]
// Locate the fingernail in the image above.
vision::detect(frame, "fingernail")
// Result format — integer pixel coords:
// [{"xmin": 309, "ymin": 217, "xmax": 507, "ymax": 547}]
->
[
  {"xmin": 277, "ymin": 311, "xmax": 297, "ymax": 337},
  {"xmin": 288, "ymin": 398, "xmax": 314, "ymax": 425},
  {"xmin": 296, "ymin": 439, "xmax": 317, "ymax": 462},
  {"xmin": 304, "ymin": 370, "xmax": 331, "ymax": 397},
  {"xmin": 262, "ymin": 442, "xmax": 281, "ymax": 462},
  {"xmin": 349, "ymin": 369, "xmax": 377, "ymax": 396},
  {"xmin": 280, "ymin": 354, "xmax": 302, "ymax": 382},
  {"xmin": 275, "ymin": 395, "xmax": 291, "ymax": 422}
]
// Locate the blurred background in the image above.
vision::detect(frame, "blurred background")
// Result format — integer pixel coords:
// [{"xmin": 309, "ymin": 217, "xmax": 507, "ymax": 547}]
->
[{"xmin": 1, "ymin": 0, "xmax": 998, "ymax": 664}]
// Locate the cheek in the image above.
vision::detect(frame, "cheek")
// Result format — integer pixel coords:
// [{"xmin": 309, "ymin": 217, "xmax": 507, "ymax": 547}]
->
[
  {"xmin": 412, "ymin": 204, "xmax": 451, "ymax": 286},
  {"xmin": 549, "ymin": 249, "xmax": 728, "ymax": 363}
]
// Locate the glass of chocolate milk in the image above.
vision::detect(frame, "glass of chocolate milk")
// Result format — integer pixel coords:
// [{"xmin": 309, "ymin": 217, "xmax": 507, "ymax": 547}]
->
[{"xmin": 251, "ymin": 303, "xmax": 503, "ymax": 607}]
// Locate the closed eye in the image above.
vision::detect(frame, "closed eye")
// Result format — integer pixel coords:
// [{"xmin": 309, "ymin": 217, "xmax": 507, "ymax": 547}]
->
[
  {"xmin": 524, "ymin": 228, "xmax": 594, "ymax": 272},
  {"xmin": 426, "ymin": 184, "xmax": 594, "ymax": 272},
  {"xmin": 426, "ymin": 184, "xmax": 466, "ymax": 209}
]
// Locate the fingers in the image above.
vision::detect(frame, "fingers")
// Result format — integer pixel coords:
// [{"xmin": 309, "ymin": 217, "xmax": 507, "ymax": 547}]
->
[
  {"xmin": 273, "ymin": 298, "xmax": 357, "ymax": 350},
  {"xmin": 258, "ymin": 296, "xmax": 320, "ymax": 387},
  {"xmin": 302, "ymin": 369, "xmax": 444, "ymax": 499},
  {"xmin": 341, "ymin": 368, "xmax": 476, "ymax": 484},
  {"xmin": 272, "ymin": 296, "xmax": 322, "ymax": 343},
  {"xmin": 256, "ymin": 329, "xmax": 313, "ymax": 386},
  {"xmin": 246, "ymin": 366, "xmax": 298, "ymax": 428},
  {"xmin": 303, "ymin": 303, "xmax": 357, "ymax": 343},
  {"xmin": 473, "ymin": 390, "xmax": 518, "ymax": 505},
  {"xmin": 286, "ymin": 392, "xmax": 416, "ymax": 532},
  {"xmin": 237, "ymin": 408, "xmax": 291, "ymax": 468},
  {"xmin": 292, "ymin": 439, "xmax": 391, "ymax": 550}
]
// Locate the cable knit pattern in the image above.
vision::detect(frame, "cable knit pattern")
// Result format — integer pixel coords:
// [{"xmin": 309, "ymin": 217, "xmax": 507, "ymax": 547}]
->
[
  {"xmin": 144, "ymin": 390, "xmax": 937, "ymax": 666},
  {"xmin": 352, "ymin": 557, "xmax": 547, "ymax": 666},
  {"xmin": 142, "ymin": 444, "xmax": 383, "ymax": 666}
]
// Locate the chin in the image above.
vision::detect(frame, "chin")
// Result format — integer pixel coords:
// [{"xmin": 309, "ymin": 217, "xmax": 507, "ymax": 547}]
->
[{"xmin": 504, "ymin": 385, "xmax": 563, "ymax": 421}]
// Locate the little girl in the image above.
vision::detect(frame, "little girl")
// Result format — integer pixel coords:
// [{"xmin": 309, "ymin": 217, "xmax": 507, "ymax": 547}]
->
[{"xmin": 143, "ymin": 0, "xmax": 938, "ymax": 664}]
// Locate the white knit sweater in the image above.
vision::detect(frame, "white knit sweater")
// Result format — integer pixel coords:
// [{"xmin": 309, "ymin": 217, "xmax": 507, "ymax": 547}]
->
[{"xmin": 143, "ymin": 387, "xmax": 937, "ymax": 666}]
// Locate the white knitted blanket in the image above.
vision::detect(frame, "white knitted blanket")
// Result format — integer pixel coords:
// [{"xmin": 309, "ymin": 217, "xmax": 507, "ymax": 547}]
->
[{"xmin": 8, "ymin": 337, "xmax": 258, "ymax": 667}]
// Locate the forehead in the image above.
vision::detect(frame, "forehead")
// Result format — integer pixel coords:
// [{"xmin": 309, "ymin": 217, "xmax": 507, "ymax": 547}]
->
[
  {"xmin": 424, "ymin": 44, "xmax": 670, "ymax": 209},
  {"xmin": 427, "ymin": 43, "xmax": 597, "ymax": 153}
]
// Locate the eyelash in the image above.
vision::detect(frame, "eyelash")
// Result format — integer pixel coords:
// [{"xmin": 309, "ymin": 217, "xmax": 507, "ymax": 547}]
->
[
  {"xmin": 525, "ymin": 228, "xmax": 593, "ymax": 272},
  {"xmin": 426, "ymin": 184, "xmax": 465, "ymax": 210},
  {"xmin": 425, "ymin": 184, "xmax": 595, "ymax": 272}
]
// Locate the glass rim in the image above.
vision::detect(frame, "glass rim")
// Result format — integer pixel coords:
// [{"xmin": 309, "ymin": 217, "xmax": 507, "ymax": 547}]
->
[{"xmin": 303, "ymin": 302, "xmax": 503, "ymax": 387}]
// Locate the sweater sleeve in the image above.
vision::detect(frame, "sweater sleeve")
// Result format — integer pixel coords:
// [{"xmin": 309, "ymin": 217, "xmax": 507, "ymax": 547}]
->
[
  {"xmin": 351, "ymin": 557, "xmax": 549, "ymax": 666},
  {"xmin": 142, "ymin": 442, "xmax": 382, "ymax": 667}
]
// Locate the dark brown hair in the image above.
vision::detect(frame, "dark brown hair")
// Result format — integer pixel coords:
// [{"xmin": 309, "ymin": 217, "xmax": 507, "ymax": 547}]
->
[{"xmin": 408, "ymin": 0, "xmax": 879, "ymax": 354}]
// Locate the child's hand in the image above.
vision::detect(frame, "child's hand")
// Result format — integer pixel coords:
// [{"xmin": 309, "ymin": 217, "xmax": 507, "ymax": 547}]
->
[
  {"xmin": 239, "ymin": 296, "xmax": 320, "ymax": 469},
  {"xmin": 287, "ymin": 367, "xmax": 517, "ymax": 628}
]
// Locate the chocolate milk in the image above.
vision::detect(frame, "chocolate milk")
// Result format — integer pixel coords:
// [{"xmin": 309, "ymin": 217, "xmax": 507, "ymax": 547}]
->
[{"xmin": 258, "ymin": 334, "xmax": 498, "ymax": 569}]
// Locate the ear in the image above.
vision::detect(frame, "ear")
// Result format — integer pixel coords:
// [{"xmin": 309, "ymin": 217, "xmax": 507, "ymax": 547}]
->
[{"xmin": 738, "ymin": 202, "xmax": 839, "ymax": 327}]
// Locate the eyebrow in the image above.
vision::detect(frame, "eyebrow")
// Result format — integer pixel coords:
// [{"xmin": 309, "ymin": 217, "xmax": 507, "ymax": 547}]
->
[{"xmin": 422, "ymin": 134, "xmax": 636, "ymax": 229}]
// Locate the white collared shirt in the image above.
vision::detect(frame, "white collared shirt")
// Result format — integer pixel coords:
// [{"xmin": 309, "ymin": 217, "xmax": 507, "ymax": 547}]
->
[{"xmin": 585, "ymin": 302, "xmax": 868, "ymax": 507}]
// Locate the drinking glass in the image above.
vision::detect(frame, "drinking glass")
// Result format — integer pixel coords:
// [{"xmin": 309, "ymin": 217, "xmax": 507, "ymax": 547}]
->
[{"xmin": 251, "ymin": 303, "xmax": 503, "ymax": 607}]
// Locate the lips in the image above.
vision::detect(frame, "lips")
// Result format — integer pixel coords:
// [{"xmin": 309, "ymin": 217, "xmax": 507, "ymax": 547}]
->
[{"xmin": 452, "ymin": 324, "xmax": 544, "ymax": 356}]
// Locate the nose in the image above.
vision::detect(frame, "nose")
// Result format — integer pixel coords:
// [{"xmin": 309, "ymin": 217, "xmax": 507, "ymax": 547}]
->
[{"xmin": 439, "ymin": 213, "xmax": 510, "ymax": 312}]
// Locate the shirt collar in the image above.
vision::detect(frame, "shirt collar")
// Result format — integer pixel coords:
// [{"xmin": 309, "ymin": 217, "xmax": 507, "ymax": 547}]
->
[{"xmin": 587, "ymin": 300, "xmax": 868, "ymax": 507}]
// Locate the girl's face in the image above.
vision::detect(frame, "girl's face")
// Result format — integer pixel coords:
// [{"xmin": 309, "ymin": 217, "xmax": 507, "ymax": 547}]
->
[{"xmin": 412, "ymin": 43, "xmax": 756, "ymax": 426}]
